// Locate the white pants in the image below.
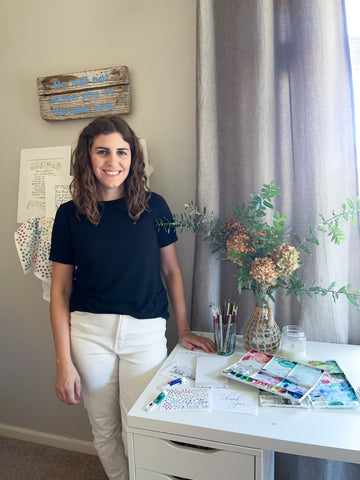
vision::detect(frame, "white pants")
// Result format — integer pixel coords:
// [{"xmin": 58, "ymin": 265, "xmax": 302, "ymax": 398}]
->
[{"xmin": 70, "ymin": 312, "xmax": 167, "ymax": 480}]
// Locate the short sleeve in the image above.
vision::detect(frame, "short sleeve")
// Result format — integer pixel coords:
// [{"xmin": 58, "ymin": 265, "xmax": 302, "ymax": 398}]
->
[
  {"xmin": 150, "ymin": 193, "xmax": 178, "ymax": 248},
  {"xmin": 49, "ymin": 202, "xmax": 75, "ymax": 264}
]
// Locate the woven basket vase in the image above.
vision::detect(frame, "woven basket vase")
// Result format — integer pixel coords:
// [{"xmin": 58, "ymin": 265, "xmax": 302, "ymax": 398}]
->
[{"xmin": 243, "ymin": 299, "xmax": 281, "ymax": 354}]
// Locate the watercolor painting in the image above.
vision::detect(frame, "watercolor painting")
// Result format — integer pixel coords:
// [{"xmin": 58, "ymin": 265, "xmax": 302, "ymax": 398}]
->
[
  {"xmin": 263, "ymin": 357, "xmax": 296, "ymax": 377},
  {"xmin": 287, "ymin": 363, "xmax": 324, "ymax": 388},
  {"xmin": 239, "ymin": 350, "xmax": 273, "ymax": 370}
]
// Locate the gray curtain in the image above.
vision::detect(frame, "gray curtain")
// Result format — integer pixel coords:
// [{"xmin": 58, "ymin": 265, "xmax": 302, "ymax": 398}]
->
[{"xmin": 193, "ymin": 0, "xmax": 360, "ymax": 479}]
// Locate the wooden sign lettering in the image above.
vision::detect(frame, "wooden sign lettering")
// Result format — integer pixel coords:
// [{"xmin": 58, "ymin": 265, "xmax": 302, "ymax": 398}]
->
[{"xmin": 37, "ymin": 66, "xmax": 131, "ymax": 121}]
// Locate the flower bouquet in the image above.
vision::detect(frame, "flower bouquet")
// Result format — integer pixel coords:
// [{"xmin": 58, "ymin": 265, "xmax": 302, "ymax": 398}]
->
[{"xmin": 158, "ymin": 182, "xmax": 360, "ymax": 352}]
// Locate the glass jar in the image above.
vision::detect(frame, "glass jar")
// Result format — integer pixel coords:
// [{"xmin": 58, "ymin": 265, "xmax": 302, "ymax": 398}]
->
[{"xmin": 280, "ymin": 325, "xmax": 307, "ymax": 362}]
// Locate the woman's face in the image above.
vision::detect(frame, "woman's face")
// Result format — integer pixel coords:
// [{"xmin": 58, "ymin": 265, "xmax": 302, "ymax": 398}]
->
[{"xmin": 90, "ymin": 132, "xmax": 132, "ymax": 201}]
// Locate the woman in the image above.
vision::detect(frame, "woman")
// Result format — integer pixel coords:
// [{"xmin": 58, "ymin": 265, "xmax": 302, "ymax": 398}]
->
[{"xmin": 49, "ymin": 115, "xmax": 215, "ymax": 480}]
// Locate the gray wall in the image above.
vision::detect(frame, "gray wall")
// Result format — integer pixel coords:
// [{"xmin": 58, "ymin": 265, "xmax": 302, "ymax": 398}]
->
[{"xmin": 0, "ymin": 0, "xmax": 196, "ymax": 446}]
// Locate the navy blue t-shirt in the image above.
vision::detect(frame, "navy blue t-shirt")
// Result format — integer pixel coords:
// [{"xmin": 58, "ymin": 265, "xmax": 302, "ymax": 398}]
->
[{"xmin": 49, "ymin": 193, "xmax": 177, "ymax": 319}]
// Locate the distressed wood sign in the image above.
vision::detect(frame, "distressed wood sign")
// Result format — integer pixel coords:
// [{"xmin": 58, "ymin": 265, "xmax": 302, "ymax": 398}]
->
[{"xmin": 37, "ymin": 66, "xmax": 131, "ymax": 121}]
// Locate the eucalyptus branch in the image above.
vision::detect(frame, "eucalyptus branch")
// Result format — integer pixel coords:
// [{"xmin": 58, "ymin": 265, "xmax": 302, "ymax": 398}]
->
[{"xmin": 156, "ymin": 202, "xmax": 223, "ymax": 244}]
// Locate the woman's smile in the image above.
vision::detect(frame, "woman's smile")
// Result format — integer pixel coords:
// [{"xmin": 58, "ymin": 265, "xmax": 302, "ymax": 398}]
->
[{"xmin": 90, "ymin": 132, "xmax": 132, "ymax": 201}]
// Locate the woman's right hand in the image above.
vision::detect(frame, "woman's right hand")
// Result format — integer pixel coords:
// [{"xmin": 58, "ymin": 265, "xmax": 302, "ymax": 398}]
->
[{"xmin": 55, "ymin": 362, "xmax": 82, "ymax": 405}]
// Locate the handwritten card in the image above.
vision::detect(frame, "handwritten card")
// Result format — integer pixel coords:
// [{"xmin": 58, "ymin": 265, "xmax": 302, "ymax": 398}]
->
[
  {"xmin": 158, "ymin": 350, "xmax": 198, "ymax": 380},
  {"xmin": 211, "ymin": 390, "xmax": 258, "ymax": 415}
]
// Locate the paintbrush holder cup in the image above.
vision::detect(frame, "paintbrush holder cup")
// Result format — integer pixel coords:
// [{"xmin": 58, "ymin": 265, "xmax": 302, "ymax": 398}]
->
[{"xmin": 213, "ymin": 319, "xmax": 237, "ymax": 356}]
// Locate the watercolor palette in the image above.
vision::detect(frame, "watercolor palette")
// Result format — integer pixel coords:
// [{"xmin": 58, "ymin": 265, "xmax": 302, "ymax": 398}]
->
[
  {"xmin": 259, "ymin": 359, "xmax": 359, "ymax": 408},
  {"xmin": 222, "ymin": 350, "xmax": 324, "ymax": 402},
  {"xmin": 307, "ymin": 360, "xmax": 359, "ymax": 408},
  {"xmin": 258, "ymin": 390, "xmax": 310, "ymax": 408}
]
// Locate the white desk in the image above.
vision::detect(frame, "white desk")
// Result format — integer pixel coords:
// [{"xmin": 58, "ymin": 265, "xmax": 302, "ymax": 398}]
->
[{"xmin": 127, "ymin": 336, "xmax": 360, "ymax": 480}]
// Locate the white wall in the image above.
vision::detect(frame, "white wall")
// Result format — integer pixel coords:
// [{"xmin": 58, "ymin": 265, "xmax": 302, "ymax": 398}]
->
[{"xmin": 0, "ymin": 0, "xmax": 196, "ymax": 444}]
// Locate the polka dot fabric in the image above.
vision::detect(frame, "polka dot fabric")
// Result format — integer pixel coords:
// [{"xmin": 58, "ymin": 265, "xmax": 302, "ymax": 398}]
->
[{"xmin": 15, "ymin": 217, "xmax": 54, "ymax": 301}]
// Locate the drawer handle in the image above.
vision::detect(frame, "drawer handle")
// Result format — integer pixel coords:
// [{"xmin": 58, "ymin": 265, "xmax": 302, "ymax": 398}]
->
[{"xmin": 169, "ymin": 440, "xmax": 218, "ymax": 453}]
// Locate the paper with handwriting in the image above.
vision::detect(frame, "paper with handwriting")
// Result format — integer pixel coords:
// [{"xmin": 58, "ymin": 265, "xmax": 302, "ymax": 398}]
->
[
  {"xmin": 211, "ymin": 389, "xmax": 258, "ymax": 415},
  {"xmin": 158, "ymin": 350, "xmax": 199, "ymax": 380}
]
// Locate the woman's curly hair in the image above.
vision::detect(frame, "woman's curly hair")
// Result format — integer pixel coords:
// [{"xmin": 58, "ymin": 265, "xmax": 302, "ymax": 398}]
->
[{"xmin": 71, "ymin": 115, "xmax": 150, "ymax": 224}]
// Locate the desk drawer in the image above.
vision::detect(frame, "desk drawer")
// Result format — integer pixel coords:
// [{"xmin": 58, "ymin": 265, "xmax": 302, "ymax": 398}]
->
[
  {"xmin": 133, "ymin": 435, "xmax": 255, "ymax": 480},
  {"xmin": 136, "ymin": 469, "xmax": 185, "ymax": 480}
]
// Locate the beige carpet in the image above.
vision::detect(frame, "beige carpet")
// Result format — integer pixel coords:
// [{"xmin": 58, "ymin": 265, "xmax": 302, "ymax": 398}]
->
[{"xmin": 0, "ymin": 436, "xmax": 108, "ymax": 479}]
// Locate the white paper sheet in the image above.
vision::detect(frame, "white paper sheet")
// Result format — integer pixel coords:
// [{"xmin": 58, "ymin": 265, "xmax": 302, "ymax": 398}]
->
[
  {"xmin": 195, "ymin": 355, "xmax": 229, "ymax": 388},
  {"xmin": 45, "ymin": 175, "xmax": 73, "ymax": 217},
  {"xmin": 158, "ymin": 350, "xmax": 198, "ymax": 380},
  {"xmin": 17, "ymin": 146, "xmax": 71, "ymax": 222}
]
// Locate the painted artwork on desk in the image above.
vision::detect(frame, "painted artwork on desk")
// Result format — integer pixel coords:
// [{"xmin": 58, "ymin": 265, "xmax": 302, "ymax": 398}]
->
[
  {"xmin": 222, "ymin": 350, "xmax": 324, "ymax": 402},
  {"xmin": 160, "ymin": 387, "xmax": 211, "ymax": 411},
  {"xmin": 259, "ymin": 360, "xmax": 359, "ymax": 408}
]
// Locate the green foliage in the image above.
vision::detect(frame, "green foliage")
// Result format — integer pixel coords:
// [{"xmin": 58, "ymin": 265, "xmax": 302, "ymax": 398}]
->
[{"xmin": 156, "ymin": 182, "xmax": 360, "ymax": 310}]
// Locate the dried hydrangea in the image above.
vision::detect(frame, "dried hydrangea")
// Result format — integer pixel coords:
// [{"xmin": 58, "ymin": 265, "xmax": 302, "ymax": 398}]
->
[
  {"xmin": 271, "ymin": 243, "xmax": 300, "ymax": 275},
  {"xmin": 253, "ymin": 229, "xmax": 267, "ymax": 245},
  {"xmin": 222, "ymin": 219, "xmax": 299, "ymax": 289},
  {"xmin": 227, "ymin": 232, "xmax": 255, "ymax": 254},
  {"xmin": 250, "ymin": 257, "xmax": 278, "ymax": 287},
  {"xmin": 222, "ymin": 219, "xmax": 255, "ymax": 262},
  {"xmin": 221, "ymin": 218, "xmax": 247, "ymax": 236}
]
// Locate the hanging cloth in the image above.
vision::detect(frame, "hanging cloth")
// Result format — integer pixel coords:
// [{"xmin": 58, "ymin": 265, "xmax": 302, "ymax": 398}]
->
[{"xmin": 14, "ymin": 217, "xmax": 54, "ymax": 301}]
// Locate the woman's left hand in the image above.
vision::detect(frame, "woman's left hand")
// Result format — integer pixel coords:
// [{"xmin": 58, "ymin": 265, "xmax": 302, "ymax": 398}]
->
[{"xmin": 178, "ymin": 331, "xmax": 216, "ymax": 353}]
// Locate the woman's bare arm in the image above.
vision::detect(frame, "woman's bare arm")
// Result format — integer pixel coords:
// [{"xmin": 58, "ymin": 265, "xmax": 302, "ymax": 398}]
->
[
  {"xmin": 160, "ymin": 243, "xmax": 215, "ymax": 353},
  {"xmin": 50, "ymin": 262, "xmax": 81, "ymax": 405}
]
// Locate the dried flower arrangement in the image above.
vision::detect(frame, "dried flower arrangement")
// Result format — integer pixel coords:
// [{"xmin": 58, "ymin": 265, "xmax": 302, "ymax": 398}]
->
[{"xmin": 158, "ymin": 182, "xmax": 360, "ymax": 310}]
